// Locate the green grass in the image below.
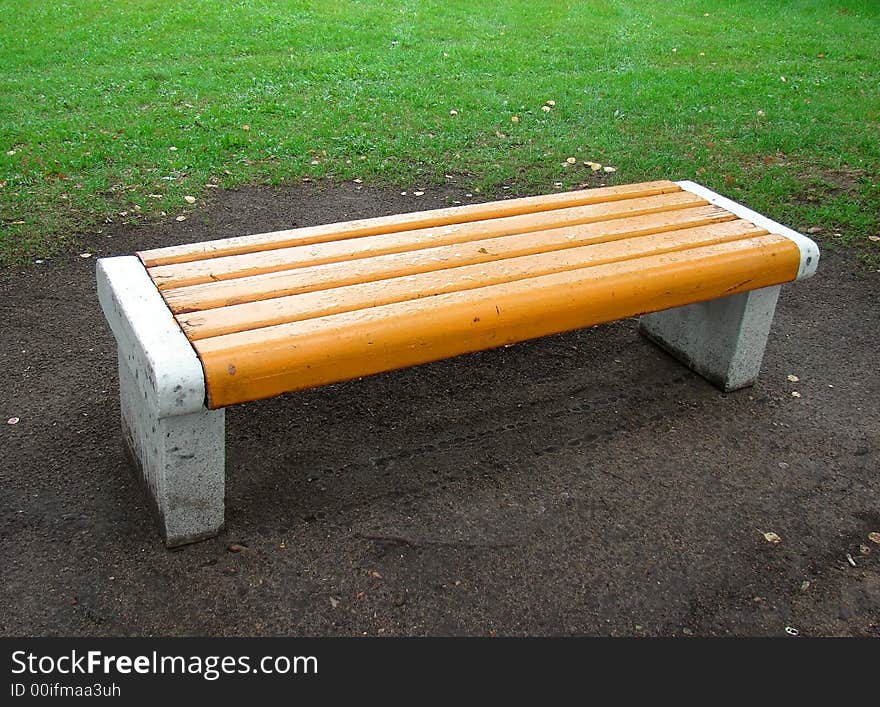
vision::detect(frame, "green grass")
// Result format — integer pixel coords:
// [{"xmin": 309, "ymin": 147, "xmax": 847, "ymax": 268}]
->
[{"xmin": 1, "ymin": 0, "xmax": 879, "ymax": 264}]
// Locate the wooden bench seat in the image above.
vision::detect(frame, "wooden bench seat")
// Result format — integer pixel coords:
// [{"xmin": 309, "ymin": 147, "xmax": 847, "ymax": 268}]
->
[{"xmin": 96, "ymin": 179, "xmax": 819, "ymax": 546}]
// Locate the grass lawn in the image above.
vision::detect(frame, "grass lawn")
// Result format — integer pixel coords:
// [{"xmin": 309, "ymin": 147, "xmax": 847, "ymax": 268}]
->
[{"xmin": 1, "ymin": 0, "xmax": 878, "ymax": 264}]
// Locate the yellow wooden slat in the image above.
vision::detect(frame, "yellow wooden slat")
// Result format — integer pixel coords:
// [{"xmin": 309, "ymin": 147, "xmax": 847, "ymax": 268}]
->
[
  {"xmin": 194, "ymin": 234, "xmax": 801, "ymax": 408},
  {"xmin": 178, "ymin": 218, "xmax": 762, "ymax": 340},
  {"xmin": 148, "ymin": 190, "xmax": 705, "ymax": 290},
  {"xmin": 138, "ymin": 180, "xmax": 681, "ymax": 267}
]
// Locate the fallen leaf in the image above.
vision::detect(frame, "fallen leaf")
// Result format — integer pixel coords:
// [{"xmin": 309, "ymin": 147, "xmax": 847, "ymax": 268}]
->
[
  {"xmin": 757, "ymin": 109, "xmax": 766, "ymax": 117},
  {"xmin": 565, "ymin": 157, "xmax": 576, "ymax": 164},
  {"xmin": 868, "ymin": 532, "xmax": 880, "ymax": 544},
  {"xmin": 6, "ymin": 150, "xmax": 15, "ymax": 156},
  {"xmin": 791, "ymin": 391, "xmax": 801, "ymax": 398},
  {"xmin": 546, "ymin": 100, "xmax": 556, "ymax": 106},
  {"xmin": 175, "ymin": 215, "xmax": 187, "ymax": 222},
  {"xmin": 806, "ymin": 226, "xmax": 822, "ymax": 234},
  {"xmin": 414, "ymin": 190, "xmax": 424, "ymax": 196},
  {"xmin": 510, "ymin": 115, "xmax": 520, "ymax": 123},
  {"xmin": 780, "ymin": 76, "xmax": 787, "ymax": 82},
  {"xmin": 79, "ymin": 253, "xmax": 92, "ymax": 259},
  {"xmin": 168, "ymin": 146, "xmax": 177, "ymax": 151},
  {"xmin": 7, "ymin": 417, "xmax": 20, "ymax": 425},
  {"xmin": 763, "ymin": 531, "xmax": 782, "ymax": 544},
  {"xmin": 585, "ymin": 161, "xmax": 602, "ymax": 171},
  {"xmin": 495, "ymin": 130, "xmax": 506, "ymax": 138},
  {"xmin": 241, "ymin": 124, "xmax": 250, "ymax": 131},
  {"xmin": 368, "ymin": 570, "xmax": 382, "ymax": 578},
  {"xmin": 183, "ymin": 195, "xmax": 196, "ymax": 204},
  {"xmin": 787, "ymin": 374, "xmax": 799, "ymax": 382},
  {"xmin": 329, "ymin": 596, "xmax": 340, "ymax": 608},
  {"xmin": 449, "ymin": 109, "xmax": 458, "ymax": 116},
  {"xmin": 868, "ymin": 235, "xmax": 880, "ymax": 242},
  {"xmin": 603, "ymin": 166, "xmax": 617, "ymax": 173},
  {"xmin": 542, "ymin": 105, "xmax": 551, "ymax": 112}
]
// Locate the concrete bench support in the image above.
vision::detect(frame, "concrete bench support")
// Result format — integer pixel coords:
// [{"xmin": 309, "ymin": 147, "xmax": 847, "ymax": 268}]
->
[
  {"xmin": 640, "ymin": 285, "xmax": 781, "ymax": 391},
  {"xmin": 97, "ymin": 256, "xmax": 225, "ymax": 547},
  {"xmin": 638, "ymin": 180, "xmax": 819, "ymax": 391}
]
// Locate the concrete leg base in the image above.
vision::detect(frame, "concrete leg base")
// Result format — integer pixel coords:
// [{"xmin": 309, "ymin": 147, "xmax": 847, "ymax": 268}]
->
[
  {"xmin": 118, "ymin": 353, "xmax": 226, "ymax": 547},
  {"xmin": 639, "ymin": 285, "xmax": 781, "ymax": 392}
]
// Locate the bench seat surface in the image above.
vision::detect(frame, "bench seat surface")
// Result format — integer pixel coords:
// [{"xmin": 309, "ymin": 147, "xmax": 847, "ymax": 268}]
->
[{"xmin": 137, "ymin": 180, "xmax": 804, "ymax": 409}]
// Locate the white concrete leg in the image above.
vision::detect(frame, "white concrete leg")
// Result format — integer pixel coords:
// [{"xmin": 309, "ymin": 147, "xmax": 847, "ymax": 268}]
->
[
  {"xmin": 118, "ymin": 352, "xmax": 225, "ymax": 546},
  {"xmin": 639, "ymin": 285, "xmax": 782, "ymax": 392},
  {"xmin": 97, "ymin": 256, "xmax": 226, "ymax": 547}
]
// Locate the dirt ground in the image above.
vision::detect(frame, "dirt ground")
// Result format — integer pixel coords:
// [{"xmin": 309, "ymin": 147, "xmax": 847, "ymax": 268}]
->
[{"xmin": 1, "ymin": 180, "xmax": 878, "ymax": 637}]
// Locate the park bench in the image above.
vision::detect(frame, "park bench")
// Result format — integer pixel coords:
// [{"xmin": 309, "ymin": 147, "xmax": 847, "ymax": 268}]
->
[{"xmin": 96, "ymin": 179, "xmax": 819, "ymax": 546}]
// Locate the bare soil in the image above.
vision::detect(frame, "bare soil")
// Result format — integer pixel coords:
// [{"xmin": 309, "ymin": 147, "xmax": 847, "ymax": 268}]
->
[{"xmin": 1, "ymin": 181, "xmax": 878, "ymax": 637}]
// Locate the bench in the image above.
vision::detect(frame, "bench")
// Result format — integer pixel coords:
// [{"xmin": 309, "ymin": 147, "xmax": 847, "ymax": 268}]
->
[{"xmin": 96, "ymin": 179, "xmax": 819, "ymax": 546}]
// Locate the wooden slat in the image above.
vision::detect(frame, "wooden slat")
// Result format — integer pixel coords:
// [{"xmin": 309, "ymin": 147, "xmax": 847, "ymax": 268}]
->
[
  {"xmin": 194, "ymin": 234, "xmax": 802, "ymax": 408},
  {"xmin": 138, "ymin": 180, "xmax": 682, "ymax": 267},
  {"xmin": 178, "ymin": 219, "xmax": 766, "ymax": 340},
  {"xmin": 149, "ymin": 190, "xmax": 705, "ymax": 290}
]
